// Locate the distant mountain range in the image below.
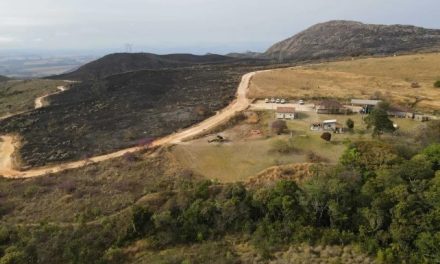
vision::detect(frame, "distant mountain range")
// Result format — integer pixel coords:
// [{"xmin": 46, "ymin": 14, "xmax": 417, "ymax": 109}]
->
[
  {"xmin": 50, "ymin": 20, "xmax": 440, "ymax": 81},
  {"xmin": 231, "ymin": 20, "xmax": 440, "ymax": 61},
  {"xmin": 51, "ymin": 53, "xmax": 263, "ymax": 81}
]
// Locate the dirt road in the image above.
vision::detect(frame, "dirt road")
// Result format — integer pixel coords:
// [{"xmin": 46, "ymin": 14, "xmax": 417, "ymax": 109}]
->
[
  {"xmin": 0, "ymin": 71, "xmax": 260, "ymax": 178},
  {"xmin": 0, "ymin": 136, "xmax": 16, "ymax": 177},
  {"xmin": 35, "ymin": 86, "xmax": 68, "ymax": 109}
]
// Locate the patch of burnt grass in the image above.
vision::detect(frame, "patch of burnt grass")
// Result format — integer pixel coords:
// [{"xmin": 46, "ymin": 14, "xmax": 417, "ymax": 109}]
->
[{"xmin": 0, "ymin": 64, "xmax": 261, "ymax": 167}]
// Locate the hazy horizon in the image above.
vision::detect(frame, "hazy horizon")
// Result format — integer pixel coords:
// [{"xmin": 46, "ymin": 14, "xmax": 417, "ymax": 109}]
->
[{"xmin": 1, "ymin": 0, "xmax": 440, "ymax": 55}]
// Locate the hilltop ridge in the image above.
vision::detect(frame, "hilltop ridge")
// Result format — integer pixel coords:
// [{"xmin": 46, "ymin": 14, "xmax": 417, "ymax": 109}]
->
[
  {"xmin": 51, "ymin": 53, "xmax": 261, "ymax": 81},
  {"xmin": 264, "ymin": 20, "xmax": 440, "ymax": 61}
]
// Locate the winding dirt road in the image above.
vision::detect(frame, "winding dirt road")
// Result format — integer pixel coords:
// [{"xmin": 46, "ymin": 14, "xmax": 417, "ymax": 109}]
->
[
  {"xmin": 35, "ymin": 86, "xmax": 68, "ymax": 109},
  {"xmin": 0, "ymin": 71, "xmax": 259, "ymax": 178}
]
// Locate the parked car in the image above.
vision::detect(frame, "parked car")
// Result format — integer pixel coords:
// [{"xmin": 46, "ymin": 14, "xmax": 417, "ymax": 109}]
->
[
  {"xmin": 270, "ymin": 98, "xmax": 276, "ymax": 103},
  {"xmin": 281, "ymin": 99, "xmax": 286, "ymax": 104},
  {"xmin": 265, "ymin": 98, "xmax": 269, "ymax": 103},
  {"xmin": 298, "ymin": 100, "xmax": 305, "ymax": 105},
  {"xmin": 276, "ymin": 99, "xmax": 281, "ymax": 104}
]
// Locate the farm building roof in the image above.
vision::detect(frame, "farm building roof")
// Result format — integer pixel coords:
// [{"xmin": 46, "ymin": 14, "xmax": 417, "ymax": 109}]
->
[
  {"xmin": 276, "ymin": 107, "xmax": 296, "ymax": 113},
  {"xmin": 317, "ymin": 100, "xmax": 343, "ymax": 109},
  {"xmin": 351, "ymin": 99, "xmax": 382, "ymax": 106},
  {"xmin": 323, "ymin": 119, "xmax": 337, "ymax": 124},
  {"xmin": 388, "ymin": 105, "xmax": 412, "ymax": 113}
]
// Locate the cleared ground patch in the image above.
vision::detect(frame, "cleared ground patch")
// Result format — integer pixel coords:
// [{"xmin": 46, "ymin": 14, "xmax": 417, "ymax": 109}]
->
[
  {"xmin": 171, "ymin": 110, "xmax": 422, "ymax": 182},
  {"xmin": 249, "ymin": 53, "xmax": 440, "ymax": 112}
]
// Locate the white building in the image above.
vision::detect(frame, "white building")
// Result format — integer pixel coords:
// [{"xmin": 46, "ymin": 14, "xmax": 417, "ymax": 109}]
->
[
  {"xmin": 323, "ymin": 119, "xmax": 338, "ymax": 130},
  {"xmin": 351, "ymin": 99, "xmax": 382, "ymax": 107},
  {"xmin": 276, "ymin": 107, "xmax": 296, "ymax": 120},
  {"xmin": 310, "ymin": 119, "xmax": 344, "ymax": 133}
]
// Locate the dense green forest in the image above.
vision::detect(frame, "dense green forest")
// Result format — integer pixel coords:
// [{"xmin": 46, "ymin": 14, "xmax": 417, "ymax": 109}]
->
[{"xmin": 1, "ymin": 121, "xmax": 439, "ymax": 263}]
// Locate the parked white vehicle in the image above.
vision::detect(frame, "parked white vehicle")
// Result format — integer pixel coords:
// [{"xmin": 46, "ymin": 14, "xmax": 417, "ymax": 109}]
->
[
  {"xmin": 270, "ymin": 98, "xmax": 276, "ymax": 103},
  {"xmin": 298, "ymin": 100, "xmax": 305, "ymax": 105},
  {"xmin": 281, "ymin": 99, "xmax": 286, "ymax": 104},
  {"xmin": 265, "ymin": 98, "xmax": 269, "ymax": 103},
  {"xmin": 276, "ymin": 98, "xmax": 281, "ymax": 103}
]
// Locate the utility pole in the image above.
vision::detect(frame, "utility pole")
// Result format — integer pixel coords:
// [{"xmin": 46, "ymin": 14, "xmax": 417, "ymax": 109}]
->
[
  {"xmin": 125, "ymin": 43, "xmax": 133, "ymax": 53},
  {"xmin": 278, "ymin": 51, "xmax": 283, "ymax": 64}
]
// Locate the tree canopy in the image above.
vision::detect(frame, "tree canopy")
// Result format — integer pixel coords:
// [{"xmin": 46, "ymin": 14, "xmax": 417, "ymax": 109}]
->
[{"xmin": 364, "ymin": 108, "xmax": 395, "ymax": 136}]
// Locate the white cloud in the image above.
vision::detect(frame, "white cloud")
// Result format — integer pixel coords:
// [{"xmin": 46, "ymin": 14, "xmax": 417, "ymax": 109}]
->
[
  {"xmin": 0, "ymin": 0, "xmax": 439, "ymax": 53},
  {"xmin": 0, "ymin": 36, "xmax": 15, "ymax": 43}
]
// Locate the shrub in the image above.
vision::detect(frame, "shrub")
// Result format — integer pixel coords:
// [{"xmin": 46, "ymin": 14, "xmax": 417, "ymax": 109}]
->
[
  {"xmin": 307, "ymin": 151, "xmax": 329, "ymax": 163},
  {"xmin": 321, "ymin": 132, "xmax": 332, "ymax": 142},
  {"xmin": 411, "ymin": 82, "xmax": 421, "ymax": 88},
  {"xmin": 271, "ymin": 139, "xmax": 297, "ymax": 154},
  {"xmin": 434, "ymin": 80, "xmax": 440, "ymax": 88},
  {"xmin": 103, "ymin": 247, "xmax": 127, "ymax": 264},
  {"xmin": 123, "ymin": 152, "xmax": 139, "ymax": 162},
  {"xmin": 57, "ymin": 180, "xmax": 77, "ymax": 193},
  {"xmin": 271, "ymin": 120, "xmax": 288, "ymax": 135},
  {"xmin": 346, "ymin": 118, "xmax": 354, "ymax": 130}
]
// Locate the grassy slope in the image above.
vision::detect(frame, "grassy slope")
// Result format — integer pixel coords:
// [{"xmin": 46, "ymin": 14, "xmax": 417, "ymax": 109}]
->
[
  {"xmin": 249, "ymin": 53, "xmax": 440, "ymax": 112},
  {"xmin": 0, "ymin": 149, "xmax": 195, "ymax": 224},
  {"xmin": 0, "ymin": 79, "xmax": 65, "ymax": 117}
]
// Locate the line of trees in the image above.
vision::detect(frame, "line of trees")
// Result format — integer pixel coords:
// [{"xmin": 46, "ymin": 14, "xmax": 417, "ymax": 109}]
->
[{"xmin": 121, "ymin": 141, "xmax": 440, "ymax": 263}]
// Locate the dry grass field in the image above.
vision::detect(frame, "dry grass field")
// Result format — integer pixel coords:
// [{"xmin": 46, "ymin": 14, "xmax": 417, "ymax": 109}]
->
[
  {"xmin": 170, "ymin": 109, "xmax": 421, "ymax": 183},
  {"xmin": 249, "ymin": 53, "xmax": 440, "ymax": 112}
]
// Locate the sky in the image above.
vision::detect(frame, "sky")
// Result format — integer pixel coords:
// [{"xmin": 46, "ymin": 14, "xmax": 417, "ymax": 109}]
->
[{"xmin": 1, "ymin": 0, "xmax": 440, "ymax": 55}]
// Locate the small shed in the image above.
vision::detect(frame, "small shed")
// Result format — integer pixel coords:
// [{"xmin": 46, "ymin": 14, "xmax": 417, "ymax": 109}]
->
[
  {"xmin": 310, "ymin": 119, "xmax": 344, "ymax": 133},
  {"xmin": 323, "ymin": 119, "xmax": 338, "ymax": 131},
  {"xmin": 351, "ymin": 99, "xmax": 382, "ymax": 106},
  {"xmin": 351, "ymin": 99, "xmax": 381, "ymax": 114},
  {"xmin": 387, "ymin": 105, "xmax": 413, "ymax": 119},
  {"xmin": 276, "ymin": 107, "xmax": 296, "ymax": 120}
]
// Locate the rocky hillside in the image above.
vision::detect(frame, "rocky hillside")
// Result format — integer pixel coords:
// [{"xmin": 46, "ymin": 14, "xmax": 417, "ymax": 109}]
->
[
  {"xmin": 51, "ymin": 53, "xmax": 256, "ymax": 81},
  {"xmin": 265, "ymin": 20, "xmax": 440, "ymax": 61}
]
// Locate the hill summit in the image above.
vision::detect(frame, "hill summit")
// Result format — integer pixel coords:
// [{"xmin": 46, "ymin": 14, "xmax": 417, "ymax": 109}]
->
[
  {"xmin": 264, "ymin": 20, "xmax": 440, "ymax": 61},
  {"xmin": 51, "ymin": 53, "xmax": 247, "ymax": 81}
]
